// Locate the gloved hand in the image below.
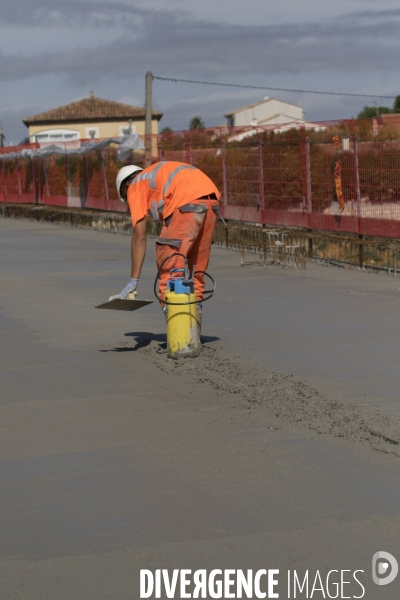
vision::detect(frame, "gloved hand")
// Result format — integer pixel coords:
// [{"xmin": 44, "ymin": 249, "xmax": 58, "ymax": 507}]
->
[{"xmin": 109, "ymin": 278, "xmax": 138, "ymax": 301}]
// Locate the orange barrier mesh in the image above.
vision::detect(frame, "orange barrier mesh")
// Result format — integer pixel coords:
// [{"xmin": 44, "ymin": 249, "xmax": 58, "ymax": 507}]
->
[{"xmin": 2, "ymin": 118, "xmax": 400, "ymax": 238}]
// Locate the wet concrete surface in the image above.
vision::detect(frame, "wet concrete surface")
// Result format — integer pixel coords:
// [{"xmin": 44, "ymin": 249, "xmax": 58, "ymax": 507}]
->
[
  {"xmin": 1, "ymin": 218, "xmax": 400, "ymax": 599},
  {"xmin": 206, "ymin": 252, "xmax": 400, "ymax": 411}
]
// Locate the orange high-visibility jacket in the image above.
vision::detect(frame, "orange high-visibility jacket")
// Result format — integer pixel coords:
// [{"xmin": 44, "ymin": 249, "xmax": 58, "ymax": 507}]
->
[{"xmin": 127, "ymin": 161, "xmax": 220, "ymax": 227}]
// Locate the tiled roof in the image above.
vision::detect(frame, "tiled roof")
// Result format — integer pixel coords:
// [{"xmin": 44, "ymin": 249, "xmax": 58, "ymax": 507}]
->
[{"xmin": 23, "ymin": 92, "xmax": 162, "ymax": 126}]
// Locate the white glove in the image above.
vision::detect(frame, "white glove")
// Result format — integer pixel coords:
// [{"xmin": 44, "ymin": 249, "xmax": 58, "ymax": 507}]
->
[{"xmin": 109, "ymin": 278, "xmax": 138, "ymax": 301}]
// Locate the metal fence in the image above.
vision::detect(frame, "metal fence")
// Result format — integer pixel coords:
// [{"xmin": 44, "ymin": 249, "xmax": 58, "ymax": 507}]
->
[
  {"xmin": 0, "ymin": 143, "xmax": 140, "ymax": 213},
  {"xmin": 2, "ymin": 116, "xmax": 400, "ymax": 239}
]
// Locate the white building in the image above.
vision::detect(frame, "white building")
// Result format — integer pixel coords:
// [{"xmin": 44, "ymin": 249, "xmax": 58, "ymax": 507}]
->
[{"xmin": 225, "ymin": 97, "xmax": 304, "ymax": 128}]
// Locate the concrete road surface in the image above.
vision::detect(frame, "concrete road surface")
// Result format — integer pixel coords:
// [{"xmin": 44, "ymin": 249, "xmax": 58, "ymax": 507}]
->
[{"xmin": 1, "ymin": 217, "xmax": 400, "ymax": 599}]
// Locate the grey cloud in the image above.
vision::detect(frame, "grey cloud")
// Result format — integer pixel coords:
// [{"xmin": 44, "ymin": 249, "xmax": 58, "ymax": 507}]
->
[
  {"xmin": 2, "ymin": 2, "xmax": 398, "ymax": 139},
  {"xmin": 0, "ymin": 105, "xmax": 42, "ymax": 144},
  {"xmin": 0, "ymin": 0, "xmax": 147, "ymax": 27},
  {"xmin": 0, "ymin": 6, "xmax": 399, "ymax": 86},
  {"xmin": 337, "ymin": 6, "xmax": 400, "ymax": 23}
]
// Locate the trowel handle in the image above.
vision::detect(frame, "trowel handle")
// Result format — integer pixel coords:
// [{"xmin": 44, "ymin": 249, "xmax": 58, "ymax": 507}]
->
[{"xmin": 127, "ymin": 291, "xmax": 138, "ymax": 300}]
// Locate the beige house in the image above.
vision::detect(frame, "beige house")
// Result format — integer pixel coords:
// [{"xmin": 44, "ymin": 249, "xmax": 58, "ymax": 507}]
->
[{"xmin": 23, "ymin": 92, "xmax": 162, "ymax": 143}]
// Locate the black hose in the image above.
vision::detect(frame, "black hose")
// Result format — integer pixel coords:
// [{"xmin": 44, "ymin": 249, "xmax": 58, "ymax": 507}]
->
[{"xmin": 153, "ymin": 252, "xmax": 216, "ymax": 305}]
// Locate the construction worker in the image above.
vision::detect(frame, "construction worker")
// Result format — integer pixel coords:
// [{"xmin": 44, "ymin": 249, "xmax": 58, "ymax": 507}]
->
[{"xmin": 113, "ymin": 161, "xmax": 220, "ymax": 320}]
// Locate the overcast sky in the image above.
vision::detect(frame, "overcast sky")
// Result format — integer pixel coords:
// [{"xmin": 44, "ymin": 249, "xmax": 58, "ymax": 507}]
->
[{"xmin": 1, "ymin": 0, "xmax": 399, "ymax": 143}]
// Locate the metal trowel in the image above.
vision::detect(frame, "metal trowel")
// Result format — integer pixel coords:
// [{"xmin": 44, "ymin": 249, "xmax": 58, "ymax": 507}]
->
[{"xmin": 96, "ymin": 291, "xmax": 153, "ymax": 311}]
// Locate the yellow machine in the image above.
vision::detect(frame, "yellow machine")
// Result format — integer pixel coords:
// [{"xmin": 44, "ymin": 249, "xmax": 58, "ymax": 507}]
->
[
  {"xmin": 154, "ymin": 254, "xmax": 215, "ymax": 360},
  {"xmin": 165, "ymin": 288, "xmax": 200, "ymax": 359},
  {"xmin": 164, "ymin": 268, "xmax": 200, "ymax": 359}
]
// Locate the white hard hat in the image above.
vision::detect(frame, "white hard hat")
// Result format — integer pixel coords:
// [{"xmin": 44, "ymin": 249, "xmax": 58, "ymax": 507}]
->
[{"xmin": 116, "ymin": 165, "xmax": 143, "ymax": 204}]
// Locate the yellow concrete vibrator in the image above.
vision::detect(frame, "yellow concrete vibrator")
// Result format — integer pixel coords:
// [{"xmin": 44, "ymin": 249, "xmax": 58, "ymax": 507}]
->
[{"xmin": 154, "ymin": 252, "xmax": 216, "ymax": 359}]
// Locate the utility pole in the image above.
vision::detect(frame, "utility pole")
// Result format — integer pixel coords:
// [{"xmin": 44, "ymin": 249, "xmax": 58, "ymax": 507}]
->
[
  {"xmin": 145, "ymin": 71, "xmax": 153, "ymax": 168},
  {"xmin": 0, "ymin": 122, "xmax": 4, "ymax": 148}
]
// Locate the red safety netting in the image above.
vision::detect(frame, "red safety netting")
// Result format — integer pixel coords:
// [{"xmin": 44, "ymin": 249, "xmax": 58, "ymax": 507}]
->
[{"xmin": 2, "ymin": 118, "xmax": 400, "ymax": 238}]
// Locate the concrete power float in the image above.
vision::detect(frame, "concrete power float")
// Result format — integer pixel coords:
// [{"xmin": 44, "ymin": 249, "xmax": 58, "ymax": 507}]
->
[{"xmin": 165, "ymin": 266, "xmax": 200, "ymax": 359}]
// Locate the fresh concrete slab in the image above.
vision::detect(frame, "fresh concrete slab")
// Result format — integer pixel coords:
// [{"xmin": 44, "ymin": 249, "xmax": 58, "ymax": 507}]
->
[{"xmin": 1, "ymin": 218, "xmax": 400, "ymax": 599}]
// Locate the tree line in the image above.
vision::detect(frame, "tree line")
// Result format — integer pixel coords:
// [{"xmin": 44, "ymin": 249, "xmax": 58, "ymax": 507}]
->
[{"xmin": 357, "ymin": 95, "xmax": 400, "ymax": 119}]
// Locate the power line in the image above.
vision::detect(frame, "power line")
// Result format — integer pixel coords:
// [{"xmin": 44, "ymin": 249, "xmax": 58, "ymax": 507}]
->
[{"xmin": 152, "ymin": 75, "xmax": 396, "ymax": 100}]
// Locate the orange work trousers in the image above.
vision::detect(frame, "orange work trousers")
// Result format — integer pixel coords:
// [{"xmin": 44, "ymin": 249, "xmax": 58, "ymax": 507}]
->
[{"xmin": 155, "ymin": 199, "xmax": 219, "ymax": 302}]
